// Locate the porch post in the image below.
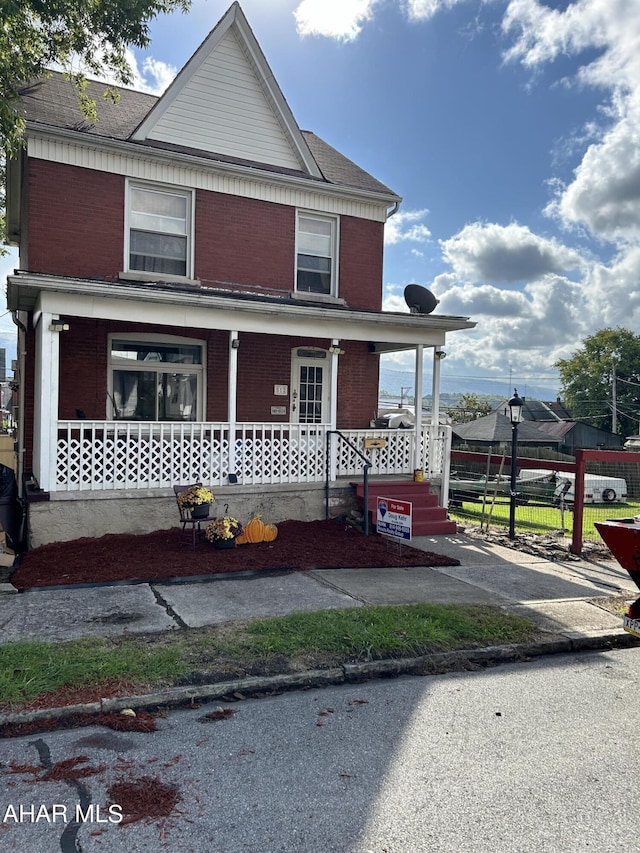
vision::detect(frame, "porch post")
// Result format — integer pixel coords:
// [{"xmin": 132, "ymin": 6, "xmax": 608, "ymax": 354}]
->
[
  {"xmin": 329, "ymin": 339, "xmax": 340, "ymax": 481},
  {"xmin": 33, "ymin": 312, "xmax": 60, "ymax": 491},
  {"xmin": 227, "ymin": 331, "xmax": 239, "ymax": 479},
  {"xmin": 430, "ymin": 346, "xmax": 443, "ymax": 475},
  {"xmin": 413, "ymin": 344, "xmax": 424, "ymax": 475}
]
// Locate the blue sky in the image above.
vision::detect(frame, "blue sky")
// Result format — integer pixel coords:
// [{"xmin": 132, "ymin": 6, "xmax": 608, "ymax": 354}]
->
[{"xmin": 3, "ymin": 0, "xmax": 640, "ymax": 403}]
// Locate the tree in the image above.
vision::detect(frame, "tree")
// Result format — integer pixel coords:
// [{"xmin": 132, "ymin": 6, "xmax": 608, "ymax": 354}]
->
[
  {"xmin": 555, "ymin": 328, "xmax": 640, "ymax": 436},
  {"xmin": 0, "ymin": 0, "xmax": 191, "ymax": 247},
  {"xmin": 445, "ymin": 393, "xmax": 492, "ymax": 424}
]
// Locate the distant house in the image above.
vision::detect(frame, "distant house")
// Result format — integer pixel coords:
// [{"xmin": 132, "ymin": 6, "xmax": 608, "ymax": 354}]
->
[
  {"xmin": 451, "ymin": 411, "xmax": 563, "ymax": 452},
  {"xmin": 490, "ymin": 398, "xmax": 624, "ymax": 454}
]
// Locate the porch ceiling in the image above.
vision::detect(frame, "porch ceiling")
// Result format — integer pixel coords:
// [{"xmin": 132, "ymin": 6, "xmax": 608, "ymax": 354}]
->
[{"xmin": 8, "ymin": 272, "xmax": 476, "ymax": 348}]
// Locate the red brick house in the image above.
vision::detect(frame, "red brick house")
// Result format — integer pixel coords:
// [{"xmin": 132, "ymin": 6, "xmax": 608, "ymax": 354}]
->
[{"xmin": 5, "ymin": 2, "xmax": 474, "ymax": 546}]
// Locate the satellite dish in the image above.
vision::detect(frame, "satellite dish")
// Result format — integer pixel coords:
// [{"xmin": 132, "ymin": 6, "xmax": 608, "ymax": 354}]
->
[{"xmin": 404, "ymin": 284, "xmax": 439, "ymax": 315}]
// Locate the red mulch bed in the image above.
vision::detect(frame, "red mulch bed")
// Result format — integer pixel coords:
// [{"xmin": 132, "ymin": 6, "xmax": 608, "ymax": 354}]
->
[{"xmin": 12, "ymin": 518, "xmax": 459, "ymax": 589}]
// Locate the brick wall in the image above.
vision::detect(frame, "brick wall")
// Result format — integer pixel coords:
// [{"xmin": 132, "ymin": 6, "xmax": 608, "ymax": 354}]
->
[
  {"xmin": 25, "ymin": 160, "xmax": 384, "ymax": 309},
  {"xmin": 339, "ymin": 216, "xmax": 384, "ymax": 310},
  {"xmin": 44, "ymin": 321, "xmax": 378, "ymax": 426},
  {"xmin": 195, "ymin": 192, "xmax": 295, "ymax": 292},
  {"xmin": 28, "ymin": 160, "xmax": 125, "ymax": 278}
]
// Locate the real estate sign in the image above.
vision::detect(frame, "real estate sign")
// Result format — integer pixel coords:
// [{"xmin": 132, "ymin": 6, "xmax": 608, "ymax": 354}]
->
[{"xmin": 376, "ymin": 497, "xmax": 412, "ymax": 541}]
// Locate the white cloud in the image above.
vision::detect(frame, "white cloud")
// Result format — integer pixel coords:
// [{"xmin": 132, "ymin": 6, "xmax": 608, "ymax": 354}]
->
[
  {"xmin": 133, "ymin": 55, "xmax": 177, "ymax": 95},
  {"xmin": 436, "ymin": 281, "xmax": 528, "ymax": 317},
  {"xmin": 384, "ymin": 209, "xmax": 432, "ymax": 245},
  {"xmin": 503, "ymin": 0, "xmax": 640, "ymax": 245},
  {"xmin": 586, "ymin": 245, "xmax": 640, "ymax": 327},
  {"xmin": 545, "ymin": 97, "xmax": 640, "ymax": 242},
  {"xmin": 293, "ymin": 0, "xmax": 473, "ymax": 40},
  {"xmin": 58, "ymin": 47, "xmax": 176, "ymax": 95},
  {"xmin": 294, "ymin": 0, "xmax": 379, "ymax": 40},
  {"xmin": 404, "ymin": 0, "xmax": 470, "ymax": 22},
  {"xmin": 440, "ymin": 222, "xmax": 583, "ymax": 283}
]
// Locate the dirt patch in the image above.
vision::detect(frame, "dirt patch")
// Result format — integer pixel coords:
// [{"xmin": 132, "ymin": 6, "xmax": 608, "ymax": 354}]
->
[
  {"xmin": 456, "ymin": 522, "xmax": 613, "ymax": 562},
  {"xmin": 12, "ymin": 518, "xmax": 459, "ymax": 589}
]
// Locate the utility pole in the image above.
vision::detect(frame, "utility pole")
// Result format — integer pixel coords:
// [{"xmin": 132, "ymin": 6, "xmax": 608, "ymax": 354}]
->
[{"xmin": 612, "ymin": 361, "xmax": 618, "ymax": 434}]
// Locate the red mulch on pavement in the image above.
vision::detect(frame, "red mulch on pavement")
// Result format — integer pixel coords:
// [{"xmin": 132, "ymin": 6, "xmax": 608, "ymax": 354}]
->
[{"xmin": 12, "ymin": 518, "xmax": 459, "ymax": 589}]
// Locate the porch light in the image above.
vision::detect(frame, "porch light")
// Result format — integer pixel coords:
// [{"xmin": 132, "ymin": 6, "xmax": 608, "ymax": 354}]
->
[
  {"xmin": 435, "ymin": 349, "xmax": 446, "ymax": 360},
  {"xmin": 507, "ymin": 388, "xmax": 524, "ymax": 539},
  {"xmin": 49, "ymin": 319, "xmax": 69, "ymax": 332}
]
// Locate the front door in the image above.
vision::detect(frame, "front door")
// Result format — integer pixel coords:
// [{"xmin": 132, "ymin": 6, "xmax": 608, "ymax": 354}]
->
[{"xmin": 290, "ymin": 348, "xmax": 330, "ymax": 424}]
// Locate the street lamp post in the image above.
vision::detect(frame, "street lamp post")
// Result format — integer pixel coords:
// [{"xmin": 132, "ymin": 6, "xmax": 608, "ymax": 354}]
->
[{"xmin": 507, "ymin": 389, "xmax": 524, "ymax": 540}]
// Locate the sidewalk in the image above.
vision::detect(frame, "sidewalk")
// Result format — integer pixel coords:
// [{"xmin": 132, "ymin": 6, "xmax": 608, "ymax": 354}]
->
[
  {"xmin": 0, "ymin": 531, "xmax": 636, "ymax": 645},
  {"xmin": 1, "ymin": 530, "xmax": 639, "ymax": 726}
]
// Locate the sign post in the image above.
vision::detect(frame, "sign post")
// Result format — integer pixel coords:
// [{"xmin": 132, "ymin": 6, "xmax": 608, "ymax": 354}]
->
[{"xmin": 376, "ymin": 497, "xmax": 412, "ymax": 542}]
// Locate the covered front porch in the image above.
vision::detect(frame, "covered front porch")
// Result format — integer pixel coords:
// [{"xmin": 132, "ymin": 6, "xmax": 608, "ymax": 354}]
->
[{"xmin": 9, "ymin": 272, "xmax": 474, "ymax": 545}]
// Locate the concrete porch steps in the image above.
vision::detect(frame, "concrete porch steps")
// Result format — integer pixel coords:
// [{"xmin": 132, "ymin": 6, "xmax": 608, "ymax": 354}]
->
[{"xmin": 351, "ymin": 479, "xmax": 458, "ymax": 536}]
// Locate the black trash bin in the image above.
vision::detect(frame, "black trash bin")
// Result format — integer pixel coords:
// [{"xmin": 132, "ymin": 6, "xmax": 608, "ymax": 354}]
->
[{"xmin": 0, "ymin": 465, "xmax": 22, "ymax": 550}]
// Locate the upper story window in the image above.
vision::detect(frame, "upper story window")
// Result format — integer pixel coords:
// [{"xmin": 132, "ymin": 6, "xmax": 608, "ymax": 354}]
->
[
  {"xmin": 296, "ymin": 212, "xmax": 338, "ymax": 296},
  {"xmin": 109, "ymin": 335, "xmax": 205, "ymax": 421},
  {"xmin": 126, "ymin": 182, "xmax": 193, "ymax": 278}
]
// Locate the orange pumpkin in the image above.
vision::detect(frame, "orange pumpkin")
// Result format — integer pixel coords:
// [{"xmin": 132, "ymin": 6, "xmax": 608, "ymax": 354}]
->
[
  {"xmin": 244, "ymin": 515, "xmax": 265, "ymax": 543},
  {"xmin": 235, "ymin": 531, "xmax": 248, "ymax": 545},
  {"xmin": 263, "ymin": 522, "xmax": 278, "ymax": 542}
]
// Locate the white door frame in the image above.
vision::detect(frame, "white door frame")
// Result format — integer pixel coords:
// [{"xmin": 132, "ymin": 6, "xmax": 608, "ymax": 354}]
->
[{"xmin": 290, "ymin": 347, "xmax": 331, "ymax": 424}]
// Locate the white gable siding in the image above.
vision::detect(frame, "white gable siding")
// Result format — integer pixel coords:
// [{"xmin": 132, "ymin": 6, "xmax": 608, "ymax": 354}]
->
[{"xmin": 145, "ymin": 30, "xmax": 302, "ymax": 171}]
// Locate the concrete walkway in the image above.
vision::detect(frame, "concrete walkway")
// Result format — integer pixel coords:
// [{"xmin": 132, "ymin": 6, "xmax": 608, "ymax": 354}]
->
[{"xmin": 0, "ymin": 532, "xmax": 637, "ymax": 645}]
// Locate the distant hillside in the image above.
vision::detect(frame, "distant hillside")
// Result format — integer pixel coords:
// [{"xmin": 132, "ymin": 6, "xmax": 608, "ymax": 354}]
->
[{"xmin": 379, "ymin": 366, "xmax": 559, "ymax": 402}]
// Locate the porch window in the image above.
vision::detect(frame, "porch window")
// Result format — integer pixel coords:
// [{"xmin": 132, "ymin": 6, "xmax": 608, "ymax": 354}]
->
[
  {"xmin": 296, "ymin": 212, "xmax": 338, "ymax": 296},
  {"xmin": 109, "ymin": 337, "xmax": 205, "ymax": 421},
  {"xmin": 126, "ymin": 183, "xmax": 192, "ymax": 277}
]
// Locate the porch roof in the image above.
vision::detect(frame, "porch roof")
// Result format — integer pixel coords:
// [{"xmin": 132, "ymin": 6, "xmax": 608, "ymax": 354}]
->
[{"xmin": 8, "ymin": 272, "xmax": 475, "ymax": 349}]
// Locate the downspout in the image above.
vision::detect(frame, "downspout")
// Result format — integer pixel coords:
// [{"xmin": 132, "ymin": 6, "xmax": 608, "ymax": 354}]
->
[{"xmin": 385, "ymin": 201, "xmax": 400, "ymax": 220}]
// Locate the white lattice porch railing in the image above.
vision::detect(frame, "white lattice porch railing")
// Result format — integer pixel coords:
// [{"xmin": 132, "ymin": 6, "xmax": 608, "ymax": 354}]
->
[
  {"xmin": 54, "ymin": 421, "xmax": 450, "ymax": 491},
  {"xmin": 337, "ymin": 425, "xmax": 450, "ymax": 479},
  {"xmin": 55, "ymin": 421, "xmax": 332, "ymax": 490}
]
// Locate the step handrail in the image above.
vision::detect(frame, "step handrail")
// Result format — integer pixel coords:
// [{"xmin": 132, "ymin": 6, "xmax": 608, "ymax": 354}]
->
[{"xmin": 325, "ymin": 430, "xmax": 372, "ymax": 535}]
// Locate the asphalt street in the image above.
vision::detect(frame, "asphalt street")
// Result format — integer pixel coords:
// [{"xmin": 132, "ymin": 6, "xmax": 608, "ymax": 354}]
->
[{"xmin": 1, "ymin": 647, "xmax": 638, "ymax": 852}]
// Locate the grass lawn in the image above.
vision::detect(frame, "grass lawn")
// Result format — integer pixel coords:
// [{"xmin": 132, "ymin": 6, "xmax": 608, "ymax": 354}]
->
[
  {"xmin": 0, "ymin": 604, "xmax": 536, "ymax": 709},
  {"xmin": 449, "ymin": 498, "xmax": 640, "ymax": 540}
]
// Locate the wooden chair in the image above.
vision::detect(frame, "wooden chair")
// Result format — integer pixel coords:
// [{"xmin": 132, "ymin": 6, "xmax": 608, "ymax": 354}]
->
[{"xmin": 174, "ymin": 485, "xmax": 216, "ymax": 549}]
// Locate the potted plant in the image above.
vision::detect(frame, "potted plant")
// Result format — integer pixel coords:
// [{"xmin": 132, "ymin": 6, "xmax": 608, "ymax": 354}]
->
[
  {"xmin": 177, "ymin": 485, "xmax": 215, "ymax": 518},
  {"xmin": 206, "ymin": 516, "xmax": 243, "ymax": 548}
]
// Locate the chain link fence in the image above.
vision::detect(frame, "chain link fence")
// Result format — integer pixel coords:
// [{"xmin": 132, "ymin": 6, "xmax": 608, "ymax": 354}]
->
[{"xmin": 449, "ymin": 449, "xmax": 640, "ymax": 554}]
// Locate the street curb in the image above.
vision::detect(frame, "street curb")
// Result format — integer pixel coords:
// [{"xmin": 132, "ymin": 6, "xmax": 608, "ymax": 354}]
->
[{"xmin": 2, "ymin": 629, "xmax": 638, "ymax": 729}]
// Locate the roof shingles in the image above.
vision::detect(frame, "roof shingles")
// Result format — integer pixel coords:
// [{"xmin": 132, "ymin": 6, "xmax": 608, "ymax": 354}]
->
[{"xmin": 19, "ymin": 73, "xmax": 398, "ymax": 199}]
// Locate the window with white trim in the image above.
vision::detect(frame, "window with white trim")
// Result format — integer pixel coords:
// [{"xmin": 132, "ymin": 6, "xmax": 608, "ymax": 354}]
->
[
  {"xmin": 296, "ymin": 212, "xmax": 338, "ymax": 296},
  {"xmin": 109, "ymin": 336, "xmax": 205, "ymax": 421},
  {"xmin": 126, "ymin": 183, "xmax": 193, "ymax": 277}
]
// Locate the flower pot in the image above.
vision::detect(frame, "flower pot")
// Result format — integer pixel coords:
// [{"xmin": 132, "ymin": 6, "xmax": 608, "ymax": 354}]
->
[
  {"xmin": 191, "ymin": 504, "xmax": 211, "ymax": 519},
  {"xmin": 213, "ymin": 538, "xmax": 236, "ymax": 549}
]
